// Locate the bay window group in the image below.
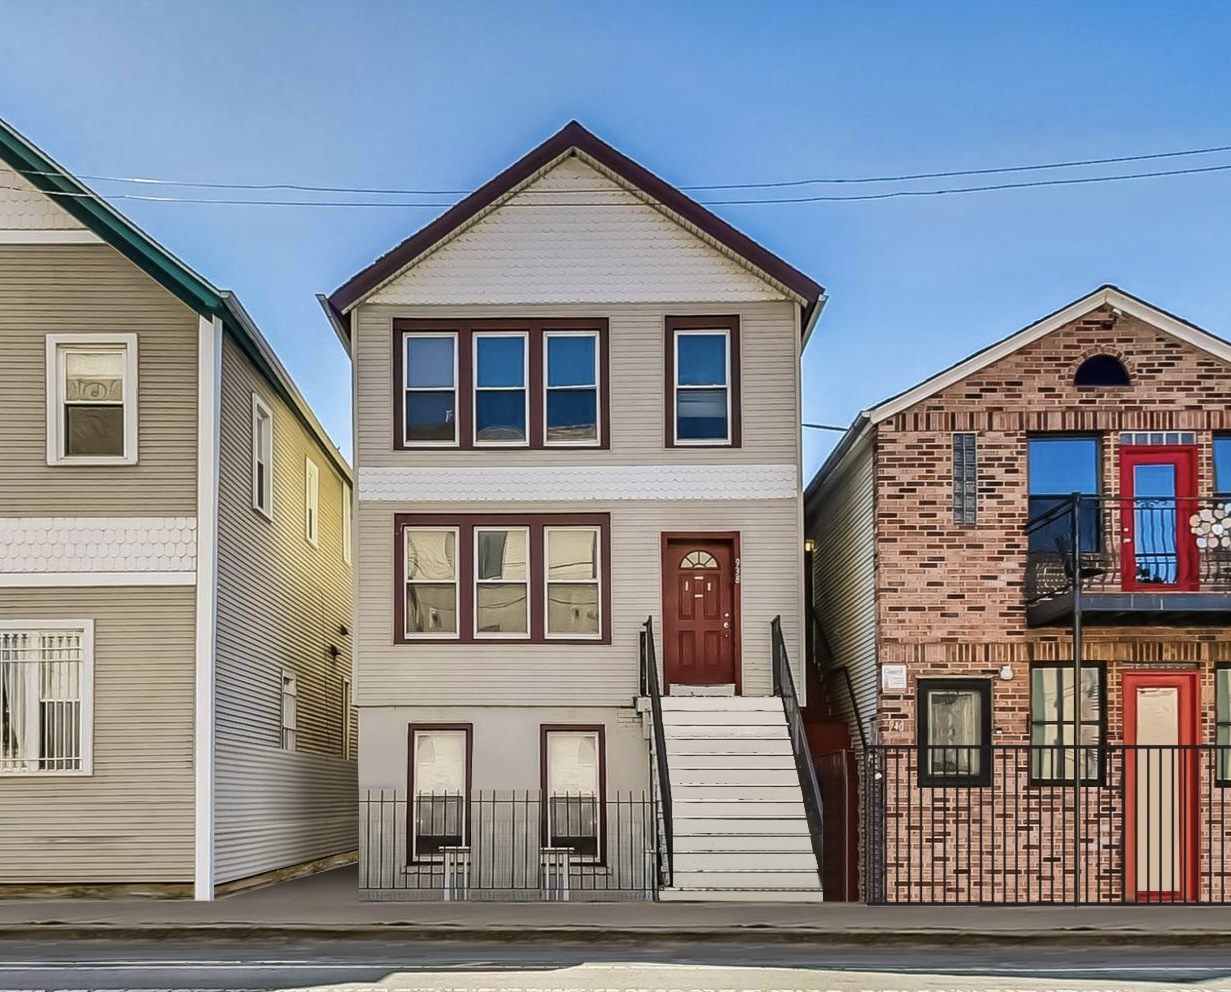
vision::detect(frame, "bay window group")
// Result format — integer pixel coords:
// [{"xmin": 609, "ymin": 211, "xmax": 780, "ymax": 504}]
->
[{"xmin": 397, "ymin": 513, "xmax": 610, "ymax": 643}]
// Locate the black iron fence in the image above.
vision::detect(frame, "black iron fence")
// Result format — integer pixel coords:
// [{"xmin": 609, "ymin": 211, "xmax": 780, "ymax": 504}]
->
[
  {"xmin": 866, "ymin": 744, "xmax": 1231, "ymax": 904},
  {"xmin": 640, "ymin": 616, "xmax": 674, "ymax": 888},
  {"xmin": 360, "ymin": 791, "xmax": 657, "ymax": 901},
  {"xmin": 1025, "ymin": 495, "xmax": 1231, "ymax": 602}
]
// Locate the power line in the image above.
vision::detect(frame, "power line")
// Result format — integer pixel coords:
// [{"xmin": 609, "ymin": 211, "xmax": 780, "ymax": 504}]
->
[
  {"xmin": 11, "ymin": 141, "xmax": 1231, "ymax": 194},
  {"xmin": 802, "ymin": 423, "xmax": 848, "ymax": 432},
  {"xmin": 4, "ymin": 160, "xmax": 1229, "ymax": 209}
]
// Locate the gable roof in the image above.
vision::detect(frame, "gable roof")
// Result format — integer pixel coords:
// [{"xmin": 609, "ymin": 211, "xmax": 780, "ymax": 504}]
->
[
  {"xmin": 0, "ymin": 115, "xmax": 351, "ymax": 482},
  {"xmin": 323, "ymin": 121, "xmax": 825, "ymax": 341},
  {"xmin": 805, "ymin": 284, "xmax": 1231, "ymax": 504}
]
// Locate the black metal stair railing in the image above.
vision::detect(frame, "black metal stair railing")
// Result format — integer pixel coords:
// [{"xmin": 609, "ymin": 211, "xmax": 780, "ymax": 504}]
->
[
  {"xmin": 771, "ymin": 615, "xmax": 826, "ymax": 888},
  {"xmin": 639, "ymin": 616, "xmax": 673, "ymax": 889}
]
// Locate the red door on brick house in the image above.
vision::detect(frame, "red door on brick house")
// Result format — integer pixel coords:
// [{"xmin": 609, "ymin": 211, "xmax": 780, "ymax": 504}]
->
[
  {"xmin": 661, "ymin": 535, "xmax": 738, "ymax": 691},
  {"xmin": 1123, "ymin": 670, "xmax": 1199, "ymax": 902},
  {"xmin": 1120, "ymin": 445, "xmax": 1200, "ymax": 592}
]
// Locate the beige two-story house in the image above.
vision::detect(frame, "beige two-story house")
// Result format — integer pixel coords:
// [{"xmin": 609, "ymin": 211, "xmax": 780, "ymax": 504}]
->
[
  {"xmin": 0, "ymin": 115, "xmax": 356, "ymax": 898},
  {"xmin": 325, "ymin": 122, "xmax": 828, "ymax": 901}
]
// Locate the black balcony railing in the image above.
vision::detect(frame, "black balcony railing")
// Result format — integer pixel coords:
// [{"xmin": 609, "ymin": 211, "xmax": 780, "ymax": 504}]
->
[
  {"xmin": 866, "ymin": 744, "xmax": 1231, "ymax": 905},
  {"xmin": 1025, "ymin": 495, "xmax": 1231, "ymax": 604}
]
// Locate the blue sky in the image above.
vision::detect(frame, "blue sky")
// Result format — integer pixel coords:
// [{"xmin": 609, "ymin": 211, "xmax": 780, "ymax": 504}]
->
[{"xmin": 2, "ymin": 1, "xmax": 1228, "ymax": 475}]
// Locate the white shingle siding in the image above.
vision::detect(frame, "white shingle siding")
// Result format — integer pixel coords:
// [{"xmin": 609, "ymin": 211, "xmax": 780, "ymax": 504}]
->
[
  {"xmin": 368, "ymin": 158, "xmax": 786, "ymax": 306},
  {"xmin": 0, "ymin": 162, "xmax": 87, "ymax": 230},
  {"xmin": 0, "ymin": 516, "xmax": 197, "ymax": 573},
  {"xmin": 359, "ymin": 464, "xmax": 799, "ymax": 502}
]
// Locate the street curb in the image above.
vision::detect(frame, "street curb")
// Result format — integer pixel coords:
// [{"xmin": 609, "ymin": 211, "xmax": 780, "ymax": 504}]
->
[{"xmin": 1, "ymin": 924, "xmax": 1230, "ymax": 946}]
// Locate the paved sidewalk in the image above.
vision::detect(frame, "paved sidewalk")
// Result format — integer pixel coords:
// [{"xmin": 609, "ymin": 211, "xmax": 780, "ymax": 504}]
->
[{"xmin": 2, "ymin": 865, "xmax": 1231, "ymax": 945}]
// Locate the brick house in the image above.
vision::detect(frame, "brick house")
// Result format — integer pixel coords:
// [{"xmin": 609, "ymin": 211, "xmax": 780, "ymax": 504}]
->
[{"xmin": 806, "ymin": 285, "xmax": 1231, "ymax": 904}]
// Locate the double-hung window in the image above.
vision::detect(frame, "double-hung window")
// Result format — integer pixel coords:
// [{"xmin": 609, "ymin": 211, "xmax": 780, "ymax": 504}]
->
[
  {"xmin": 474, "ymin": 333, "xmax": 528, "ymax": 445},
  {"xmin": 395, "ymin": 321, "xmax": 607, "ymax": 449},
  {"xmin": 917, "ymin": 678, "xmax": 992, "ymax": 786},
  {"xmin": 251, "ymin": 395, "xmax": 274, "ymax": 518},
  {"xmin": 304, "ymin": 458, "xmax": 320, "ymax": 547},
  {"xmin": 0, "ymin": 622, "xmax": 93, "ymax": 775},
  {"xmin": 666, "ymin": 316, "xmax": 740, "ymax": 447},
  {"xmin": 543, "ymin": 727, "xmax": 604, "ymax": 861},
  {"xmin": 474, "ymin": 526, "xmax": 530, "ymax": 636},
  {"xmin": 545, "ymin": 332, "xmax": 599, "ymax": 445},
  {"xmin": 341, "ymin": 484, "xmax": 352, "ymax": 566},
  {"xmin": 281, "ymin": 671, "xmax": 298, "ymax": 750},
  {"xmin": 403, "ymin": 333, "xmax": 458, "ymax": 445},
  {"xmin": 410, "ymin": 726, "xmax": 470, "ymax": 860},
  {"xmin": 1030, "ymin": 662, "xmax": 1104, "ymax": 784},
  {"xmin": 397, "ymin": 514, "xmax": 610, "ymax": 644},
  {"xmin": 46, "ymin": 334, "xmax": 138, "ymax": 465}
]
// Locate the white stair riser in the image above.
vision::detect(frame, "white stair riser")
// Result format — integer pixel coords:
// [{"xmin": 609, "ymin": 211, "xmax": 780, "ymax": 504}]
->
[
  {"xmin": 666, "ymin": 738, "xmax": 794, "ymax": 756},
  {"xmin": 674, "ymin": 769, "xmax": 800, "ymax": 787},
  {"xmin": 671, "ymin": 869, "xmax": 821, "ymax": 889},
  {"xmin": 674, "ymin": 801, "xmax": 806, "ymax": 818},
  {"xmin": 674, "ymin": 817, "xmax": 813, "ymax": 835},
  {"xmin": 660, "ymin": 697, "xmax": 784, "ymax": 712},
  {"xmin": 665, "ymin": 725, "xmax": 789, "ymax": 741},
  {"xmin": 672, "ymin": 784, "xmax": 803, "ymax": 802},
  {"xmin": 669, "ymin": 753, "xmax": 796, "ymax": 770},
  {"xmin": 662, "ymin": 711, "xmax": 786, "ymax": 727},
  {"xmin": 675, "ymin": 834, "xmax": 814, "ymax": 854},
  {"xmin": 675, "ymin": 851, "xmax": 819, "ymax": 872},
  {"xmin": 659, "ymin": 888, "xmax": 825, "ymax": 903}
]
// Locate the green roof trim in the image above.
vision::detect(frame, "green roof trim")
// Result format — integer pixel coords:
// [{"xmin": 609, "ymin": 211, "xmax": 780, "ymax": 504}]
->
[{"xmin": 0, "ymin": 116, "xmax": 351, "ymax": 483}]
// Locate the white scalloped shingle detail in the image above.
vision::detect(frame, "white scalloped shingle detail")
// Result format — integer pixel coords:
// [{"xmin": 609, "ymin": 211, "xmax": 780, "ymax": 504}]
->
[
  {"xmin": 0, "ymin": 517, "xmax": 197, "ymax": 573},
  {"xmin": 0, "ymin": 162, "xmax": 88, "ymax": 230},
  {"xmin": 358, "ymin": 465, "xmax": 798, "ymax": 503}
]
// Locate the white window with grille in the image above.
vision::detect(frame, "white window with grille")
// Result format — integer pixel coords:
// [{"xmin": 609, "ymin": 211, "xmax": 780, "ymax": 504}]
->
[
  {"xmin": 45, "ymin": 334, "xmax": 138, "ymax": 466},
  {"xmin": 0, "ymin": 621, "xmax": 93, "ymax": 775}
]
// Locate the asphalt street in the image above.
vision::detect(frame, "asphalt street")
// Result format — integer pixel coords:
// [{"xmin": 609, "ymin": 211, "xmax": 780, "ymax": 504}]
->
[{"xmin": 2, "ymin": 939, "xmax": 1231, "ymax": 991}]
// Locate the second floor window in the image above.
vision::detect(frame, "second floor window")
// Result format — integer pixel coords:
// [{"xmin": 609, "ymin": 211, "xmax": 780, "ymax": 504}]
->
[
  {"xmin": 398, "ymin": 513, "xmax": 609, "ymax": 644},
  {"xmin": 395, "ymin": 320, "xmax": 607, "ymax": 450},
  {"xmin": 953, "ymin": 433, "xmax": 977, "ymax": 525},
  {"xmin": 1027, "ymin": 436, "xmax": 1101, "ymax": 552},
  {"xmin": 251, "ymin": 395, "xmax": 274, "ymax": 518},
  {"xmin": 304, "ymin": 458, "xmax": 320, "ymax": 547},
  {"xmin": 666, "ymin": 316, "xmax": 741, "ymax": 447},
  {"xmin": 1216, "ymin": 437, "xmax": 1231, "ymax": 497},
  {"xmin": 46, "ymin": 334, "xmax": 138, "ymax": 466}
]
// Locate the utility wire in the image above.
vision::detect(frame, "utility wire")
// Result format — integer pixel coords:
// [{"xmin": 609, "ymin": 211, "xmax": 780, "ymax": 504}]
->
[
  {"xmin": 802, "ymin": 423, "xmax": 849, "ymax": 432},
  {"xmin": 10, "ymin": 141, "xmax": 1231, "ymax": 194},
  {"xmin": 4, "ymin": 160, "xmax": 1230, "ymax": 208}
]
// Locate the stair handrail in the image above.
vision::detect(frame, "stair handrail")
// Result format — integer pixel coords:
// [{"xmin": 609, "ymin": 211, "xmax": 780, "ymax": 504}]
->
[
  {"xmin": 771, "ymin": 615, "xmax": 826, "ymax": 887},
  {"xmin": 640, "ymin": 616, "xmax": 673, "ymax": 889},
  {"xmin": 810, "ymin": 607, "xmax": 869, "ymax": 751}
]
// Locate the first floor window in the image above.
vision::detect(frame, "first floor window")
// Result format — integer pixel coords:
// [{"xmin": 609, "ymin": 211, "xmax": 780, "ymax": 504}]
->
[
  {"xmin": 546, "ymin": 527, "xmax": 601, "ymax": 638},
  {"xmin": 544, "ymin": 728, "xmax": 603, "ymax": 860},
  {"xmin": 404, "ymin": 527, "xmax": 459, "ymax": 637},
  {"xmin": 1218, "ymin": 668, "xmax": 1231, "ymax": 785},
  {"xmin": 411, "ymin": 727, "xmax": 469, "ymax": 859},
  {"xmin": 475, "ymin": 527, "xmax": 530, "ymax": 636},
  {"xmin": 281, "ymin": 671, "xmax": 298, "ymax": 750},
  {"xmin": 1030, "ymin": 662, "xmax": 1104, "ymax": 783},
  {"xmin": 917, "ymin": 678, "xmax": 992, "ymax": 786},
  {"xmin": 0, "ymin": 623, "xmax": 93, "ymax": 775},
  {"xmin": 47, "ymin": 334, "xmax": 138, "ymax": 465},
  {"xmin": 341, "ymin": 676, "xmax": 353, "ymax": 760}
]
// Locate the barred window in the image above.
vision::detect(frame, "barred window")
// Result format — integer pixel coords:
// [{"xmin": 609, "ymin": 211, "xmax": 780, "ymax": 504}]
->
[
  {"xmin": 953, "ymin": 433, "xmax": 977, "ymax": 525},
  {"xmin": 411, "ymin": 728, "xmax": 470, "ymax": 860},
  {"xmin": 544, "ymin": 728, "xmax": 604, "ymax": 860},
  {"xmin": 1030, "ymin": 663, "xmax": 1104, "ymax": 784},
  {"xmin": 0, "ymin": 624, "xmax": 92, "ymax": 775}
]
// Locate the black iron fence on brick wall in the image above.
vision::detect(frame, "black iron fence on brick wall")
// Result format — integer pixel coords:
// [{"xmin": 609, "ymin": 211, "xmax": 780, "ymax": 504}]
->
[
  {"xmin": 865, "ymin": 744, "xmax": 1231, "ymax": 904},
  {"xmin": 360, "ymin": 791, "xmax": 657, "ymax": 901}
]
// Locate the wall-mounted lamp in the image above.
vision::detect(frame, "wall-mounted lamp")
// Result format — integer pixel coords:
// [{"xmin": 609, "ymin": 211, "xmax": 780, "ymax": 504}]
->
[
  {"xmin": 804, "ymin": 538, "xmax": 818, "ymax": 553},
  {"xmin": 328, "ymin": 644, "xmax": 340, "ymax": 660},
  {"xmin": 999, "ymin": 665, "xmax": 1014, "ymax": 681},
  {"xmin": 339, "ymin": 624, "xmax": 350, "ymax": 638}
]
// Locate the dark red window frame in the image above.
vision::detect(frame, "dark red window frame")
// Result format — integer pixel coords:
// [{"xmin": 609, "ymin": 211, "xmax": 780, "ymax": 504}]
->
[
  {"xmin": 664, "ymin": 315, "xmax": 742, "ymax": 449},
  {"xmin": 394, "ymin": 512, "xmax": 612, "ymax": 645},
  {"xmin": 406, "ymin": 722, "xmax": 473, "ymax": 864},
  {"xmin": 540, "ymin": 723, "xmax": 608, "ymax": 865},
  {"xmin": 393, "ymin": 318, "xmax": 610, "ymax": 450}
]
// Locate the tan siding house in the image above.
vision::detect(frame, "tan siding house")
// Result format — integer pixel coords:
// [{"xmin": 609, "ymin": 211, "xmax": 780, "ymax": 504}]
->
[
  {"xmin": 327, "ymin": 122, "xmax": 829, "ymax": 900},
  {"xmin": 0, "ymin": 115, "xmax": 354, "ymax": 897}
]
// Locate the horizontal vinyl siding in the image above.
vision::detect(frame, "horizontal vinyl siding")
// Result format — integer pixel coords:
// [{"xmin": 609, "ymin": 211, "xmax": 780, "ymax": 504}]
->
[
  {"xmin": 0, "ymin": 245, "xmax": 198, "ymax": 516},
  {"xmin": 214, "ymin": 337, "xmax": 356, "ymax": 880},
  {"xmin": 214, "ymin": 741, "xmax": 357, "ymax": 885},
  {"xmin": 357, "ymin": 498, "xmax": 802, "ymax": 707},
  {"xmin": 0, "ymin": 588, "xmax": 195, "ymax": 882},
  {"xmin": 355, "ymin": 300, "xmax": 799, "ymax": 468},
  {"xmin": 808, "ymin": 447, "xmax": 877, "ymax": 748}
]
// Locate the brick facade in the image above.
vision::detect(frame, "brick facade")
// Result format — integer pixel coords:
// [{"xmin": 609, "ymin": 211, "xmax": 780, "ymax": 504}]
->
[{"xmin": 867, "ymin": 301, "xmax": 1231, "ymax": 902}]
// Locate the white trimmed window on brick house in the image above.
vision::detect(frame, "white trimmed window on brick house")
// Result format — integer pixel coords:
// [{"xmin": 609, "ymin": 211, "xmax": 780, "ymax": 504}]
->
[
  {"xmin": 46, "ymin": 334, "xmax": 138, "ymax": 466},
  {"xmin": 0, "ymin": 621, "xmax": 94, "ymax": 775}
]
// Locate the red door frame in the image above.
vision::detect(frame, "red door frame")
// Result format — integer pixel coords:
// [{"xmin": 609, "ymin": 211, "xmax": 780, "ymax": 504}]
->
[
  {"xmin": 660, "ymin": 532, "xmax": 742, "ymax": 695},
  {"xmin": 1119, "ymin": 445, "xmax": 1199, "ymax": 592},
  {"xmin": 1122, "ymin": 670, "xmax": 1200, "ymax": 903}
]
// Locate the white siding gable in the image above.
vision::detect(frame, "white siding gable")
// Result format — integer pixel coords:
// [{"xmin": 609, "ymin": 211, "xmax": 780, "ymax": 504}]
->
[
  {"xmin": 0, "ymin": 161, "xmax": 88, "ymax": 231},
  {"xmin": 369, "ymin": 157, "xmax": 786, "ymax": 306}
]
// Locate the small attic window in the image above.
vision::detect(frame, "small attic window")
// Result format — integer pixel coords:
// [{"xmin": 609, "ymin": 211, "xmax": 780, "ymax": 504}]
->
[{"xmin": 1074, "ymin": 355, "xmax": 1131, "ymax": 388}]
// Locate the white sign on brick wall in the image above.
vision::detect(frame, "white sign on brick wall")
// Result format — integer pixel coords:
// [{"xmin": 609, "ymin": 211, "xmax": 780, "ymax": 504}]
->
[{"xmin": 881, "ymin": 664, "xmax": 908, "ymax": 691}]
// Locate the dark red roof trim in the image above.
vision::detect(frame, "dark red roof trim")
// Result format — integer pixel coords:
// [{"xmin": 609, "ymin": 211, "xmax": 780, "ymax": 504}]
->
[{"xmin": 326, "ymin": 121, "xmax": 824, "ymax": 336}]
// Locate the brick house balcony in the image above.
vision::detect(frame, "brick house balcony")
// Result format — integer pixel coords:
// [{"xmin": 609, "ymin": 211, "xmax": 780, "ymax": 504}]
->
[{"xmin": 1025, "ymin": 495, "xmax": 1231, "ymax": 626}]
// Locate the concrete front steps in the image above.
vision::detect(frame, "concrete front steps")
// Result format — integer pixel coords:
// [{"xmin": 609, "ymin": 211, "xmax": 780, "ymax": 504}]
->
[{"xmin": 656, "ymin": 696, "xmax": 824, "ymax": 902}]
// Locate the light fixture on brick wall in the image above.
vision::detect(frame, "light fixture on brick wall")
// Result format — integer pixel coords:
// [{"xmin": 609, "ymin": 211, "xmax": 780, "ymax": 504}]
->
[{"xmin": 999, "ymin": 665, "xmax": 1014, "ymax": 681}]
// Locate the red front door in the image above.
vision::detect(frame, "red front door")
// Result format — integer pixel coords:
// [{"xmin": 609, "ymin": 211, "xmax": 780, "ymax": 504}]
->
[
  {"xmin": 661, "ymin": 537, "xmax": 738, "ymax": 691},
  {"xmin": 1123, "ymin": 671, "xmax": 1199, "ymax": 902},
  {"xmin": 1120, "ymin": 445, "xmax": 1199, "ymax": 592}
]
